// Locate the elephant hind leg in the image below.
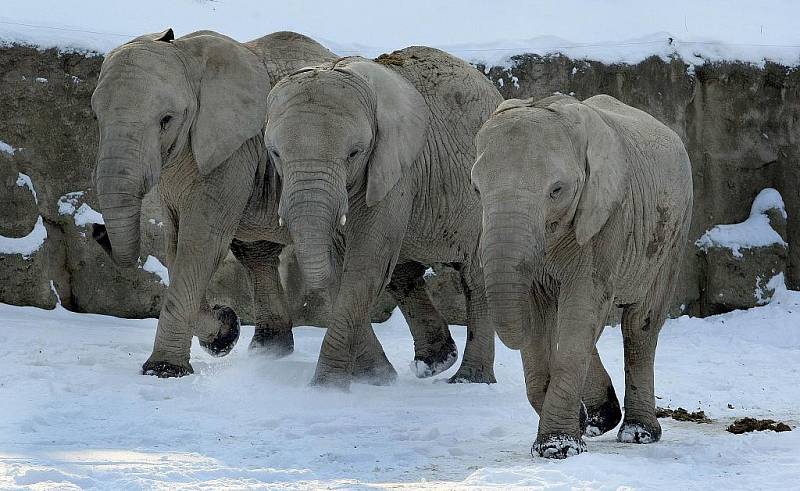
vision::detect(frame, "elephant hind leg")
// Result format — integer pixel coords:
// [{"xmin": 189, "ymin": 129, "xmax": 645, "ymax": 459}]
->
[
  {"xmin": 386, "ymin": 261, "xmax": 457, "ymax": 378},
  {"xmin": 230, "ymin": 239, "xmax": 294, "ymax": 358},
  {"xmin": 583, "ymin": 347, "xmax": 622, "ymax": 437},
  {"xmin": 617, "ymin": 262, "xmax": 678, "ymax": 444}
]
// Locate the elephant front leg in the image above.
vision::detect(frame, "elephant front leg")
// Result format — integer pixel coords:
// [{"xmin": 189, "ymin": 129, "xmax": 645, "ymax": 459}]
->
[
  {"xmin": 533, "ymin": 279, "xmax": 607, "ymax": 458},
  {"xmin": 351, "ymin": 318, "xmax": 398, "ymax": 385},
  {"xmin": 386, "ymin": 261, "xmax": 457, "ymax": 378},
  {"xmin": 449, "ymin": 261, "xmax": 496, "ymax": 384},
  {"xmin": 143, "ymin": 179, "xmax": 251, "ymax": 377},
  {"xmin": 230, "ymin": 239, "xmax": 294, "ymax": 358},
  {"xmin": 311, "ymin": 213, "xmax": 408, "ymax": 389}
]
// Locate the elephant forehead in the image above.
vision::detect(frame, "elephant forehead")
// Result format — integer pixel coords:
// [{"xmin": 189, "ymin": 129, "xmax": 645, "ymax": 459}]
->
[{"xmin": 270, "ymin": 70, "xmax": 373, "ymax": 113}]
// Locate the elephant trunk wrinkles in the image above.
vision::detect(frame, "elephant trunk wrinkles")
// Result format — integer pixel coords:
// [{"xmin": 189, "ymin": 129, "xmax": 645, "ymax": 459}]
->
[
  {"xmin": 281, "ymin": 172, "xmax": 344, "ymax": 290},
  {"xmin": 94, "ymin": 127, "xmax": 150, "ymax": 268},
  {"xmin": 482, "ymin": 208, "xmax": 544, "ymax": 350},
  {"xmin": 95, "ymin": 173, "xmax": 144, "ymax": 268}
]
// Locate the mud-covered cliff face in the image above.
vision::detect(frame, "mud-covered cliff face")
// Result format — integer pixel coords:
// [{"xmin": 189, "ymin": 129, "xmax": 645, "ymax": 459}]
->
[{"xmin": 1, "ymin": 45, "xmax": 797, "ymax": 319}]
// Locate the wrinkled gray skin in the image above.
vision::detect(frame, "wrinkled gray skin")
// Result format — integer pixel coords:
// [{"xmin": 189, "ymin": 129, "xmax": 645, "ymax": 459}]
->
[
  {"xmin": 265, "ymin": 48, "xmax": 501, "ymax": 387},
  {"xmin": 472, "ymin": 94, "xmax": 693, "ymax": 458},
  {"xmin": 91, "ymin": 29, "xmax": 457, "ymax": 379}
]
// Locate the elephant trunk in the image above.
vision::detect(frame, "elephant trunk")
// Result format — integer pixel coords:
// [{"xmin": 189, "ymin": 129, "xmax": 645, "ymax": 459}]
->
[
  {"xmin": 280, "ymin": 165, "xmax": 347, "ymax": 290},
  {"xmin": 93, "ymin": 125, "xmax": 152, "ymax": 268},
  {"xmin": 481, "ymin": 208, "xmax": 543, "ymax": 350}
]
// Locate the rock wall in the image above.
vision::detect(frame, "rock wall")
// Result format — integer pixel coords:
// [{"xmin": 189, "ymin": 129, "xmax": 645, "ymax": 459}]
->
[{"xmin": 1, "ymin": 44, "xmax": 797, "ymax": 322}]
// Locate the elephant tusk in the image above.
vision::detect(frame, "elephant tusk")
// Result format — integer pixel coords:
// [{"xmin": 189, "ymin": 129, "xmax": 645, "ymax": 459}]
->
[
  {"xmin": 278, "ymin": 216, "xmax": 284, "ymax": 227},
  {"xmin": 340, "ymin": 214, "xmax": 347, "ymax": 226}
]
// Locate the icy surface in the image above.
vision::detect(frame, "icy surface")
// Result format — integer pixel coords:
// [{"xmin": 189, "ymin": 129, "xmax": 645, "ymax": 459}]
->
[
  {"xmin": 140, "ymin": 255, "xmax": 169, "ymax": 286},
  {"xmin": 696, "ymin": 188, "xmax": 787, "ymax": 257},
  {"xmin": 0, "ymin": 216, "xmax": 47, "ymax": 258},
  {"xmin": 15, "ymin": 172, "xmax": 36, "ymax": 203},
  {"xmin": 1, "ymin": 291, "xmax": 799, "ymax": 488},
  {"xmin": 1, "ymin": 1, "xmax": 799, "ymax": 68}
]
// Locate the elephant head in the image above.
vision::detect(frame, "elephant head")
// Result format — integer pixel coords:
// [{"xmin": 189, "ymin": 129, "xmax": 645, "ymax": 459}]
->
[
  {"xmin": 90, "ymin": 28, "xmax": 269, "ymax": 267},
  {"xmin": 264, "ymin": 58, "xmax": 429, "ymax": 289},
  {"xmin": 472, "ymin": 96, "xmax": 626, "ymax": 349}
]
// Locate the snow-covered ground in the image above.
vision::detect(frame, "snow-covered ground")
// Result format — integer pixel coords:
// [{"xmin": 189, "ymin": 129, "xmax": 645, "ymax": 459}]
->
[
  {"xmin": 1, "ymin": 1, "xmax": 800, "ymax": 66},
  {"xmin": 1, "ymin": 289, "xmax": 798, "ymax": 489}
]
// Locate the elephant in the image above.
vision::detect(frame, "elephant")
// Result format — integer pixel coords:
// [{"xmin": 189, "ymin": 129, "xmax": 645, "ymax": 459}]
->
[
  {"xmin": 264, "ymin": 46, "xmax": 508, "ymax": 387},
  {"xmin": 90, "ymin": 29, "xmax": 458, "ymax": 380},
  {"xmin": 471, "ymin": 94, "xmax": 693, "ymax": 458}
]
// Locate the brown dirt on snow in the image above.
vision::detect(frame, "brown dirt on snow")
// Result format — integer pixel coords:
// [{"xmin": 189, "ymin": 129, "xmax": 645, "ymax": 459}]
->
[
  {"xmin": 656, "ymin": 407, "xmax": 713, "ymax": 423},
  {"xmin": 727, "ymin": 417, "xmax": 792, "ymax": 434}
]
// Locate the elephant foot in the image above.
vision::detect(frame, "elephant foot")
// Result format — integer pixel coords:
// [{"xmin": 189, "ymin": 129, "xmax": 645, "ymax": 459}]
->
[
  {"xmin": 411, "ymin": 339, "xmax": 458, "ymax": 378},
  {"xmin": 353, "ymin": 359, "xmax": 398, "ymax": 386},
  {"xmin": 249, "ymin": 327, "xmax": 294, "ymax": 358},
  {"xmin": 142, "ymin": 358, "xmax": 194, "ymax": 378},
  {"xmin": 584, "ymin": 388, "xmax": 622, "ymax": 437},
  {"xmin": 532, "ymin": 433, "xmax": 587, "ymax": 459},
  {"xmin": 310, "ymin": 366, "xmax": 352, "ymax": 390},
  {"xmin": 447, "ymin": 364, "xmax": 496, "ymax": 384},
  {"xmin": 617, "ymin": 418, "xmax": 662, "ymax": 444},
  {"xmin": 199, "ymin": 305, "xmax": 241, "ymax": 358}
]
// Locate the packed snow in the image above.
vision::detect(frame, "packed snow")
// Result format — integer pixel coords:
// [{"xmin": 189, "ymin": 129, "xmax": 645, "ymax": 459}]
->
[
  {"xmin": 0, "ymin": 140, "xmax": 16, "ymax": 155},
  {"xmin": 14, "ymin": 173, "xmax": 36, "ymax": 203},
  {"xmin": 57, "ymin": 192, "xmax": 105, "ymax": 227},
  {"xmin": 140, "ymin": 255, "xmax": 169, "ymax": 286},
  {"xmin": 755, "ymin": 272, "xmax": 786, "ymax": 305},
  {"xmin": 0, "ymin": 173, "xmax": 46, "ymax": 258},
  {"xmin": 1, "ymin": 1, "xmax": 800, "ymax": 68},
  {"xmin": 0, "ymin": 216, "xmax": 47, "ymax": 258},
  {"xmin": 1, "ymin": 287, "xmax": 798, "ymax": 489},
  {"xmin": 696, "ymin": 188, "xmax": 787, "ymax": 258}
]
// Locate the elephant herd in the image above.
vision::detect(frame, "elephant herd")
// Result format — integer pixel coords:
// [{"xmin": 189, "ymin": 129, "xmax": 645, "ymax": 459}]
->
[{"xmin": 89, "ymin": 29, "xmax": 693, "ymax": 459}]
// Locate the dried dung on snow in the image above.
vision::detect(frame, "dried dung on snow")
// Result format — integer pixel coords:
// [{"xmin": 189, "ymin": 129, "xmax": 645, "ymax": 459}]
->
[{"xmin": 727, "ymin": 417, "xmax": 792, "ymax": 434}]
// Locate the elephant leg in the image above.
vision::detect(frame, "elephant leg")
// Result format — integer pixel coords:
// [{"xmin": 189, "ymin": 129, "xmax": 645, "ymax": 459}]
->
[
  {"xmin": 229, "ymin": 239, "xmax": 294, "ymax": 358},
  {"xmin": 582, "ymin": 345, "xmax": 622, "ymax": 437},
  {"xmin": 310, "ymin": 207, "xmax": 411, "ymax": 389},
  {"xmin": 385, "ymin": 261, "xmax": 457, "ymax": 378},
  {"xmin": 143, "ymin": 167, "xmax": 253, "ymax": 378},
  {"xmin": 533, "ymin": 279, "xmax": 610, "ymax": 459},
  {"xmin": 521, "ymin": 289, "xmax": 557, "ymax": 415},
  {"xmin": 448, "ymin": 260, "xmax": 496, "ymax": 384},
  {"xmin": 617, "ymin": 263, "xmax": 677, "ymax": 444},
  {"xmin": 351, "ymin": 317, "xmax": 398, "ymax": 385}
]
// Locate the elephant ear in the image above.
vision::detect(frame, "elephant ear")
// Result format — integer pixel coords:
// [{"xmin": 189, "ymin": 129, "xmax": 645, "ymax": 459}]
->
[
  {"xmin": 568, "ymin": 103, "xmax": 628, "ymax": 247},
  {"xmin": 128, "ymin": 28, "xmax": 174, "ymax": 44},
  {"xmin": 341, "ymin": 60, "xmax": 430, "ymax": 207},
  {"xmin": 175, "ymin": 33, "xmax": 270, "ymax": 175}
]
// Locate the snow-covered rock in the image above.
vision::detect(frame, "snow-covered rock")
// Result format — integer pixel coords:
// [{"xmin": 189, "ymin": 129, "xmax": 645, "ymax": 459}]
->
[
  {"xmin": 699, "ymin": 189, "xmax": 789, "ymax": 313},
  {"xmin": 696, "ymin": 188, "xmax": 787, "ymax": 258}
]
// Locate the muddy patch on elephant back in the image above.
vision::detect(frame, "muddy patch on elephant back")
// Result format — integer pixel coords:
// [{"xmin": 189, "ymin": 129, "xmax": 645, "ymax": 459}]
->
[
  {"xmin": 375, "ymin": 52, "xmax": 412, "ymax": 66},
  {"xmin": 726, "ymin": 417, "xmax": 792, "ymax": 434},
  {"xmin": 656, "ymin": 407, "xmax": 713, "ymax": 423}
]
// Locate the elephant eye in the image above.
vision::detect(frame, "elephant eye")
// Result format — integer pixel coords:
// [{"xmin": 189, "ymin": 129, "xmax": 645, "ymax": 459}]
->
[
  {"xmin": 270, "ymin": 149, "xmax": 281, "ymax": 160},
  {"xmin": 549, "ymin": 184, "xmax": 563, "ymax": 199},
  {"xmin": 160, "ymin": 114, "xmax": 173, "ymax": 130},
  {"xmin": 347, "ymin": 148, "xmax": 361, "ymax": 160}
]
